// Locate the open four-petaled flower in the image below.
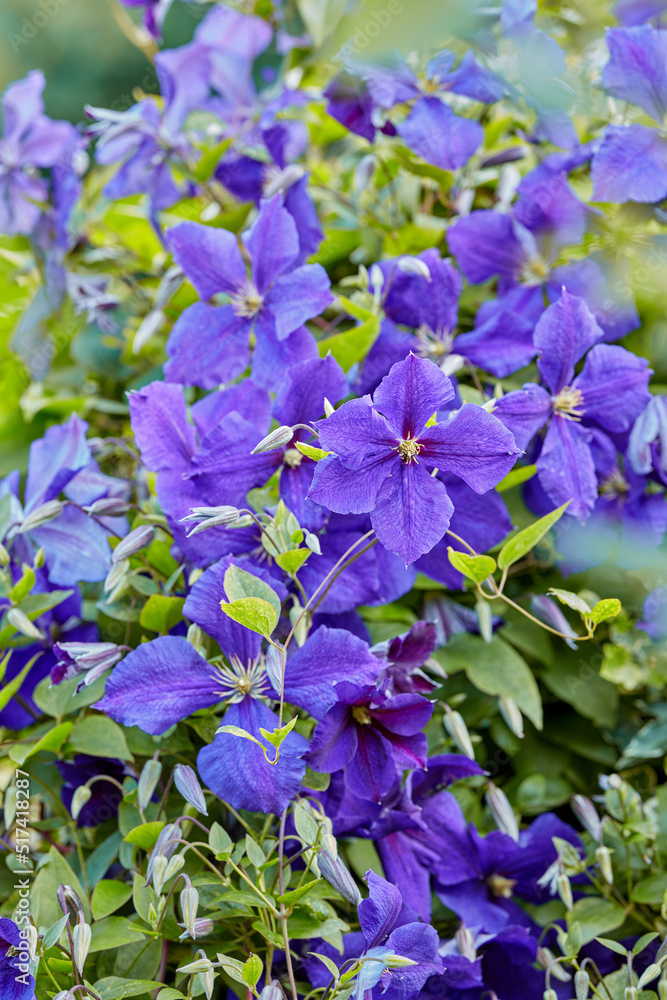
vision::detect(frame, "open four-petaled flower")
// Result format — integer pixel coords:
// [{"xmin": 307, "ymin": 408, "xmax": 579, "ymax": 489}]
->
[{"xmin": 308, "ymin": 354, "xmax": 519, "ymax": 564}]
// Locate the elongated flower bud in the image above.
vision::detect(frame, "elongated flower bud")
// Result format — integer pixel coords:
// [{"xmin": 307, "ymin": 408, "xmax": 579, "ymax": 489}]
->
[
  {"xmin": 557, "ymin": 873, "xmax": 573, "ymax": 910},
  {"xmin": 544, "ymin": 991, "xmax": 558, "ymax": 1000},
  {"xmin": 384, "ymin": 954, "xmax": 418, "ymax": 968},
  {"xmin": 71, "ymin": 785, "xmax": 92, "ymax": 821},
  {"xmin": 112, "ymin": 524, "xmax": 155, "ymax": 563},
  {"xmin": 104, "ymin": 558, "xmax": 128, "ymax": 595},
  {"xmin": 638, "ymin": 964, "xmax": 661, "ymax": 990},
  {"xmin": 575, "ymin": 969, "xmax": 590, "ymax": 998},
  {"xmin": 317, "ymin": 850, "xmax": 362, "ymax": 905},
  {"xmin": 137, "ymin": 758, "xmax": 162, "ymax": 812},
  {"xmin": 72, "ymin": 919, "xmax": 92, "ymax": 973},
  {"xmin": 173, "ymin": 764, "xmax": 208, "ymax": 815},
  {"xmin": 19, "ymin": 500, "xmax": 64, "ymax": 534},
  {"xmin": 486, "ymin": 784, "xmax": 519, "ymax": 842},
  {"xmin": 323, "ymin": 397, "xmax": 335, "ymax": 417},
  {"xmin": 456, "ymin": 925, "xmax": 476, "ymax": 962},
  {"xmin": 84, "ymin": 497, "xmax": 132, "ymax": 517},
  {"xmin": 571, "ymin": 795, "xmax": 602, "ymax": 841},
  {"xmin": 178, "ymin": 957, "xmax": 214, "ymax": 975},
  {"xmin": 251, "ymin": 426, "xmax": 293, "ymax": 454},
  {"xmin": 498, "ymin": 696, "xmax": 524, "ymax": 739},
  {"xmin": 0, "ymin": 542, "xmax": 10, "ymax": 566},
  {"xmin": 180, "ymin": 885, "xmax": 199, "ymax": 938},
  {"xmin": 443, "ymin": 709, "xmax": 475, "ymax": 760},
  {"xmin": 659, "ymin": 977, "xmax": 667, "ymax": 1000},
  {"xmin": 152, "ymin": 855, "xmax": 169, "ymax": 896},
  {"xmin": 259, "ymin": 981, "xmax": 284, "ymax": 1000},
  {"xmin": 57, "ymin": 885, "xmax": 85, "ymax": 924},
  {"xmin": 265, "ymin": 645, "xmax": 283, "ymax": 695},
  {"xmin": 397, "ymin": 256, "xmax": 431, "ymax": 280},
  {"xmin": 596, "ymin": 845, "xmax": 613, "ymax": 884},
  {"xmin": 7, "ymin": 608, "xmax": 42, "ymax": 640},
  {"xmin": 625, "ymin": 988, "xmax": 638, "ymax": 1000}
]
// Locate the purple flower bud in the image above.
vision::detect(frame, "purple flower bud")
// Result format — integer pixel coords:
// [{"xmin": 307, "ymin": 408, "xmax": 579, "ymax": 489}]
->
[
  {"xmin": 146, "ymin": 822, "xmax": 181, "ymax": 886},
  {"xmin": 112, "ymin": 524, "xmax": 155, "ymax": 563},
  {"xmin": 251, "ymin": 426, "xmax": 293, "ymax": 454},
  {"xmin": 265, "ymin": 645, "xmax": 283, "ymax": 695},
  {"xmin": 317, "ymin": 850, "xmax": 362, "ymax": 905},
  {"xmin": 51, "ymin": 641, "xmax": 124, "ymax": 686},
  {"xmin": 84, "ymin": 498, "xmax": 132, "ymax": 517},
  {"xmin": 18, "ymin": 499, "xmax": 65, "ymax": 534},
  {"xmin": 531, "ymin": 595, "xmax": 579, "ymax": 649},
  {"xmin": 173, "ymin": 764, "xmax": 208, "ymax": 815},
  {"xmin": 571, "ymin": 795, "xmax": 602, "ymax": 841}
]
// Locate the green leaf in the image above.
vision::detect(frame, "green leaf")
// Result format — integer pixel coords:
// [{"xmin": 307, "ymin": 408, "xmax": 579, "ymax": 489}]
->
[
  {"xmin": 590, "ymin": 599, "xmax": 622, "ymax": 624},
  {"xmin": 302, "ymin": 766, "xmax": 331, "ymax": 791},
  {"xmin": 295, "ymin": 441, "xmax": 330, "ymax": 461},
  {"xmin": 193, "ymin": 137, "xmax": 233, "ymax": 181},
  {"xmin": 0, "ymin": 655, "xmax": 39, "ymax": 712},
  {"xmin": 9, "ymin": 720, "xmax": 74, "ymax": 765},
  {"xmin": 259, "ymin": 716, "xmax": 298, "ymax": 753},
  {"xmin": 42, "ymin": 913, "xmax": 70, "ymax": 951},
  {"xmin": 123, "ymin": 821, "xmax": 165, "ymax": 850},
  {"xmin": 446, "ymin": 548, "xmax": 496, "ymax": 585},
  {"xmin": 219, "ymin": 596, "xmax": 278, "ymax": 638},
  {"xmin": 224, "ymin": 563, "xmax": 282, "ymax": 617},
  {"xmin": 497, "ymin": 502, "xmax": 569, "ymax": 570},
  {"xmin": 90, "ymin": 917, "xmax": 146, "ymax": 953},
  {"xmin": 275, "ymin": 548, "xmax": 311, "ymax": 575},
  {"xmin": 32, "ymin": 846, "xmax": 91, "ymax": 925},
  {"xmin": 92, "ymin": 880, "xmax": 134, "ymax": 921},
  {"xmin": 308, "ymin": 951, "xmax": 341, "ymax": 983},
  {"xmin": 548, "ymin": 588, "xmax": 591, "ymax": 616},
  {"xmin": 10, "ymin": 565, "xmax": 35, "ymax": 603},
  {"xmin": 277, "ymin": 879, "xmax": 323, "ymax": 905},
  {"xmin": 139, "ymin": 595, "xmax": 185, "ymax": 634},
  {"xmin": 496, "ymin": 464, "xmax": 537, "ymax": 492},
  {"xmin": 441, "ymin": 634, "xmax": 543, "ymax": 729},
  {"xmin": 93, "ymin": 977, "xmax": 163, "ymax": 999},
  {"xmin": 216, "ymin": 724, "xmax": 281, "ymax": 764},
  {"xmin": 632, "ymin": 932, "xmax": 659, "ymax": 955},
  {"xmin": 318, "ymin": 315, "xmax": 381, "ymax": 372},
  {"xmin": 70, "ymin": 714, "xmax": 133, "ymax": 760},
  {"xmin": 567, "ymin": 898, "xmax": 625, "ymax": 945},
  {"xmin": 595, "ymin": 937, "xmax": 628, "ymax": 957},
  {"xmin": 245, "ymin": 835, "xmax": 265, "ymax": 869},
  {"xmin": 337, "ymin": 294, "xmax": 373, "ymax": 322},
  {"xmin": 210, "ymin": 821, "xmax": 233, "ymax": 857},
  {"xmin": 242, "ymin": 953, "xmax": 264, "ymax": 990},
  {"xmin": 631, "ymin": 873, "xmax": 667, "ymax": 904}
]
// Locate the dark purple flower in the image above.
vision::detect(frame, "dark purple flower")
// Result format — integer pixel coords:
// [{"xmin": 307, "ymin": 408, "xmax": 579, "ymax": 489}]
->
[
  {"xmin": 0, "ymin": 71, "xmax": 74, "ymax": 236},
  {"xmin": 121, "ymin": 0, "xmax": 172, "ymax": 39},
  {"xmin": 308, "ymin": 354, "xmax": 519, "ymax": 565},
  {"xmin": 307, "ymin": 679, "xmax": 433, "ymax": 802},
  {"xmin": 193, "ymin": 3, "xmax": 272, "ymax": 109},
  {"xmin": 57, "ymin": 754, "xmax": 130, "ymax": 827},
  {"xmin": 0, "ymin": 917, "xmax": 35, "ymax": 1000},
  {"xmin": 164, "ymin": 196, "xmax": 332, "ymax": 389},
  {"xmin": 494, "ymin": 291, "xmax": 651, "ymax": 520},
  {"xmin": 592, "ymin": 26, "xmax": 667, "ymax": 203},
  {"xmin": 372, "ymin": 621, "xmax": 438, "ymax": 695}
]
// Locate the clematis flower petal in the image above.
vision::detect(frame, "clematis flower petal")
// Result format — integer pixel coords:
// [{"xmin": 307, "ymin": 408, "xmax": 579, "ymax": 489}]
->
[
  {"xmin": 419, "ymin": 405, "xmax": 520, "ymax": 493},
  {"xmin": 95, "ymin": 635, "xmax": 222, "ymax": 735},
  {"xmin": 372, "ymin": 353, "xmax": 455, "ymax": 440},
  {"xmin": 601, "ymin": 25, "xmax": 667, "ymax": 121},
  {"xmin": 358, "ymin": 870, "xmax": 402, "ymax": 948},
  {"xmin": 575, "ymin": 343, "xmax": 652, "ymax": 433},
  {"xmin": 307, "ymin": 702, "xmax": 359, "ymax": 773},
  {"xmin": 284, "ymin": 626, "xmax": 382, "ymax": 720},
  {"xmin": 243, "ymin": 194, "xmax": 300, "ymax": 293},
  {"xmin": 308, "ymin": 455, "xmax": 393, "ymax": 515},
  {"xmin": 534, "ymin": 291, "xmax": 604, "ymax": 394},
  {"xmin": 398, "ymin": 97, "xmax": 483, "ymax": 171},
  {"xmin": 264, "ymin": 263, "xmax": 333, "ymax": 341},
  {"xmin": 371, "ymin": 461, "xmax": 454, "ymax": 565},
  {"xmin": 128, "ymin": 381, "xmax": 195, "ymax": 471},
  {"xmin": 493, "ymin": 384, "xmax": 552, "ymax": 451},
  {"xmin": 345, "ymin": 727, "xmax": 399, "ymax": 802},
  {"xmin": 164, "ymin": 302, "xmax": 250, "ymax": 390},
  {"xmin": 188, "ymin": 412, "xmax": 283, "ymax": 506},
  {"xmin": 197, "ymin": 697, "xmax": 308, "ymax": 814},
  {"xmin": 591, "ymin": 124, "xmax": 667, "ymax": 204},
  {"xmin": 536, "ymin": 416, "xmax": 597, "ymax": 521},
  {"xmin": 168, "ymin": 221, "xmax": 246, "ymax": 299}
]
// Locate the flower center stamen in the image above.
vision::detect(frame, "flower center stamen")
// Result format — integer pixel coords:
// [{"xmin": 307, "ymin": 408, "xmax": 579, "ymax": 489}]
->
[
  {"xmin": 600, "ymin": 469, "xmax": 630, "ymax": 500},
  {"xmin": 520, "ymin": 255, "xmax": 550, "ymax": 286},
  {"xmin": 352, "ymin": 705, "xmax": 372, "ymax": 725},
  {"xmin": 487, "ymin": 874, "xmax": 516, "ymax": 898},
  {"xmin": 553, "ymin": 386, "xmax": 585, "ymax": 421},
  {"xmin": 231, "ymin": 280, "xmax": 264, "ymax": 318},
  {"xmin": 283, "ymin": 448, "xmax": 303, "ymax": 468},
  {"xmin": 214, "ymin": 655, "xmax": 268, "ymax": 702},
  {"xmin": 398, "ymin": 437, "xmax": 422, "ymax": 463}
]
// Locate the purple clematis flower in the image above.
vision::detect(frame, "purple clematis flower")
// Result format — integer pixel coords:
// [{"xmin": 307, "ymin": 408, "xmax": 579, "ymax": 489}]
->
[
  {"xmin": 614, "ymin": 0, "xmax": 667, "ymax": 24},
  {"xmin": 307, "ymin": 679, "xmax": 433, "ymax": 802},
  {"xmin": 0, "ymin": 917, "xmax": 35, "ymax": 1000},
  {"xmin": 494, "ymin": 291, "xmax": 652, "ymax": 520},
  {"xmin": 57, "ymin": 754, "xmax": 131, "ymax": 827},
  {"xmin": 1, "ymin": 414, "xmax": 112, "ymax": 586},
  {"xmin": 164, "ymin": 195, "xmax": 332, "ymax": 389},
  {"xmin": 591, "ymin": 26, "xmax": 667, "ymax": 203},
  {"xmin": 308, "ymin": 354, "xmax": 519, "ymax": 565},
  {"xmin": 372, "ymin": 620, "xmax": 439, "ymax": 696},
  {"xmin": 638, "ymin": 586, "xmax": 667, "ymax": 642},
  {"xmin": 304, "ymin": 870, "xmax": 443, "ymax": 1000},
  {"xmin": 87, "ymin": 41, "xmax": 211, "ymax": 215},
  {"xmin": 0, "ymin": 71, "xmax": 74, "ymax": 236},
  {"xmin": 129, "ymin": 378, "xmax": 276, "ymax": 565},
  {"xmin": 429, "ymin": 789, "xmax": 583, "ymax": 933},
  {"xmin": 96, "ymin": 558, "xmax": 309, "ymax": 814}
]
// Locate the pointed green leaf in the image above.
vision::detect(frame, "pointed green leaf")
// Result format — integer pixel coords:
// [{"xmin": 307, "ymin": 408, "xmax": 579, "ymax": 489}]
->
[
  {"xmin": 590, "ymin": 599, "xmax": 622, "ymax": 625},
  {"xmin": 275, "ymin": 549, "xmax": 311, "ymax": 575},
  {"xmin": 295, "ymin": 441, "xmax": 330, "ymax": 462},
  {"xmin": 548, "ymin": 588, "xmax": 592, "ymax": 616},
  {"xmin": 497, "ymin": 502, "xmax": 569, "ymax": 570},
  {"xmin": 219, "ymin": 597, "xmax": 278, "ymax": 638},
  {"xmin": 224, "ymin": 564, "xmax": 281, "ymax": 616},
  {"xmin": 447, "ymin": 548, "xmax": 496, "ymax": 585}
]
